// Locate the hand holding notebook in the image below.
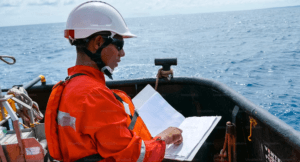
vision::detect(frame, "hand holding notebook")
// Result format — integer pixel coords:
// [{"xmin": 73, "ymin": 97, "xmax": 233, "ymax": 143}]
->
[{"xmin": 132, "ymin": 84, "xmax": 221, "ymax": 161}]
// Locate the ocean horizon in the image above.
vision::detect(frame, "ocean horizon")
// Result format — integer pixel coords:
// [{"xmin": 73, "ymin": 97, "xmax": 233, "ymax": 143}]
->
[{"xmin": 1, "ymin": 5, "xmax": 300, "ymax": 131}]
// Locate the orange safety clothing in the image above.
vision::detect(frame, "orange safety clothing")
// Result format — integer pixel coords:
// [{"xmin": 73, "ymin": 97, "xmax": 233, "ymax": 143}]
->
[
  {"xmin": 45, "ymin": 65, "xmax": 166, "ymax": 162},
  {"xmin": 111, "ymin": 89, "xmax": 152, "ymax": 141}
]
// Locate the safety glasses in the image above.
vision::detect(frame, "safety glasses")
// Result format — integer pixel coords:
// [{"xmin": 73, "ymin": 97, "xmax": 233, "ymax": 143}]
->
[{"xmin": 103, "ymin": 36, "xmax": 124, "ymax": 51}]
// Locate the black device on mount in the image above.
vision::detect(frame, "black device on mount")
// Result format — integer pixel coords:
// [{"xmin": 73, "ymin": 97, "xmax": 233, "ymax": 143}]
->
[{"xmin": 155, "ymin": 58, "xmax": 177, "ymax": 71}]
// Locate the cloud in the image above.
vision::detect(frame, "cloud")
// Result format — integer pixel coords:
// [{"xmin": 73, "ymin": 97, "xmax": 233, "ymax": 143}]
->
[
  {"xmin": 1, "ymin": 0, "xmax": 299, "ymax": 8},
  {"xmin": 63, "ymin": 0, "xmax": 76, "ymax": 5},
  {"xmin": 27, "ymin": 0, "xmax": 60, "ymax": 6},
  {"xmin": 101, "ymin": 0, "xmax": 300, "ymax": 18},
  {"xmin": 102, "ymin": 0, "xmax": 300, "ymax": 14},
  {"xmin": 0, "ymin": 0, "xmax": 24, "ymax": 7},
  {"xmin": 0, "ymin": 0, "xmax": 78, "ymax": 7},
  {"xmin": 146, "ymin": 0, "xmax": 298, "ymax": 9},
  {"xmin": 0, "ymin": 0, "xmax": 300, "ymax": 27}
]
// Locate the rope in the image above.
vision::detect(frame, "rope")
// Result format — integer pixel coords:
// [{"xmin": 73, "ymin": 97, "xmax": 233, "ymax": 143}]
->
[
  {"xmin": 19, "ymin": 122, "xmax": 29, "ymax": 129},
  {"xmin": 248, "ymin": 117, "xmax": 257, "ymax": 141},
  {"xmin": 155, "ymin": 68, "xmax": 173, "ymax": 90},
  {"xmin": 217, "ymin": 121, "xmax": 236, "ymax": 162},
  {"xmin": 0, "ymin": 55, "xmax": 16, "ymax": 65},
  {"xmin": 7, "ymin": 86, "xmax": 44, "ymax": 127}
]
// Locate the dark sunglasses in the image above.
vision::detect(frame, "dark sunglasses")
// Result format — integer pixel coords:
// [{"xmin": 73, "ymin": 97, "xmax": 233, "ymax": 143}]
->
[{"xmin": 103, "ymin": 36, "xmax": 124, "ymax": 51}]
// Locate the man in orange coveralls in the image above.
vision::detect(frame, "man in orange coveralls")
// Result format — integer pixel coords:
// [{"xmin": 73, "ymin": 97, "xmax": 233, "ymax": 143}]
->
[{"xmin": 45, "ymin": 1, "xmax": 183, "ymax": 162}]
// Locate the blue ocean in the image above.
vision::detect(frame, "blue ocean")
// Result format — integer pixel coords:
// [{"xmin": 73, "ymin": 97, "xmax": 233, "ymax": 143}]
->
[{"xmin": 0, "ymin": 6, "xmax": 300, "ymax": 131}]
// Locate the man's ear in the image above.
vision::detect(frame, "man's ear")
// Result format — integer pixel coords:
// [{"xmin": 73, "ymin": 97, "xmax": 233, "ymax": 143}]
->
[{"xmin": 93, "ymin": 35, "xmax": 104, "ymax": 50}]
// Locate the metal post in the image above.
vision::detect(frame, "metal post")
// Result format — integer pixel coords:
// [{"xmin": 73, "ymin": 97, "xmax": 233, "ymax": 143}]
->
[
  {"xmin": 0, "ymin": 87, "xmax": 10, "ymax": 161},
  {"xmin": 13, "ymin": 120, "xmax": 25, "ymax": 161},
  {"xmin": 0, "ymin": 86, "xmax": 3, "ymax": 98},
  {"xmin": 27, "ymin": 109, "xmax": 35, "ymax": 124},
  {"xmin": 1, "ymin": 101, "xmax": 18, "ymax": 121},
  {"xmin": 0, "ymin": 87, "xmax": 8, "ymax": 123},
  {"xmin": 23, "ymin": 76, "xmax": 41, "ymax": 90}
]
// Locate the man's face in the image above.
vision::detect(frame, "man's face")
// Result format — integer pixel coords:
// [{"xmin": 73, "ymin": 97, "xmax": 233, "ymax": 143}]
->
[{"xmin": 101, "ymin": 35, "xmax": 125, "ymax": 71}]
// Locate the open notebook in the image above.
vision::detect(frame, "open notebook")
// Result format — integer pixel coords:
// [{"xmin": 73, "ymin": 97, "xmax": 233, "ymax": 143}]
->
[{"xmin": 132, "ymin": 84, "xmax": 221, "ymax": 161}]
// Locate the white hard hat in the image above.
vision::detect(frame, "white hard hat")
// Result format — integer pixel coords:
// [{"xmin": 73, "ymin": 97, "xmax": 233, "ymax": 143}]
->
[{"xmin": 64, "ymin": 1, "xmax": 136, "ymax": 40}]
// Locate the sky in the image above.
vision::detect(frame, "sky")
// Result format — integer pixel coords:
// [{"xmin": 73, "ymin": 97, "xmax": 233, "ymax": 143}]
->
[{"xmin": 0, "ymin": 0, "xmax": 300, "ymax": 27}]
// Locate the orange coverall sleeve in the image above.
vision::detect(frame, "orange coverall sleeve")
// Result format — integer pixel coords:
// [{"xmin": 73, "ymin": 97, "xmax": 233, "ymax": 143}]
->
[{"xmin": 77, "ymin": 87, "xmax": 166, "ymax": 162}]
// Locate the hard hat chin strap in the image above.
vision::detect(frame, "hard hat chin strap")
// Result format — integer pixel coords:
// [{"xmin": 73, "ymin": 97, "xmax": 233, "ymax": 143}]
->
[{"xmin": 82, "ymin": 37, "xmax": 114, "ymax": 80}]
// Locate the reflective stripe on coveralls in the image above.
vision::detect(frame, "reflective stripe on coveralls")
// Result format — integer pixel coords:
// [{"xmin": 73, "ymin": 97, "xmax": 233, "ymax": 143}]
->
[
  {"xmin": 138, "ymin": 141, "xmax": 146, "ymax": 162},
  {"xmin": 57, "ymin": 110, "xmax": 146, "ymax": 162},
  {"xmin": 111, "ymin": 89, "xmax": 153, "ymax": 141},
  {"xmin": 57, "ymin": 111, "xmax": 76, "ymax": 131}
]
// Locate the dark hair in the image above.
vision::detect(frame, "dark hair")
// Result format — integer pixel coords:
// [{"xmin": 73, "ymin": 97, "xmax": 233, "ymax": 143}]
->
[{"xmin": 69, "ymin": 31, "xmax": 111, "ymax": 53}]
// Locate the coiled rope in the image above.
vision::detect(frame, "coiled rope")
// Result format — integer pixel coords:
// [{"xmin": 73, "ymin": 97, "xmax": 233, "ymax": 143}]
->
[{"xmin": 7, "ymin": 86, "xmax": 44, "ymax": 126}]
